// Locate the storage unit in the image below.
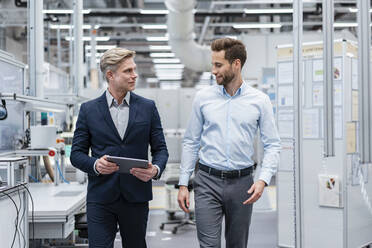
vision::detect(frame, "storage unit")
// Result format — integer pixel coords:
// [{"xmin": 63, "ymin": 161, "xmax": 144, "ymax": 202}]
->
[
  {"xmin": 0, "ymin": 157, "xmax": 28, "ymax": 186},
  {"xmin": 0, "ymin": 183, "xmax": 29, "ymax": 248},
  {"xmin": 276, "ymin": 40, "xmax": 372, "ymax": 247}
]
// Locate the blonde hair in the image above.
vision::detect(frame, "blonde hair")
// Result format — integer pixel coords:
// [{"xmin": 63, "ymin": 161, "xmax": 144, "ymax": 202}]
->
[{"xmin": 99, "ymin": 47, "xmax": 135, "ymax": 81}]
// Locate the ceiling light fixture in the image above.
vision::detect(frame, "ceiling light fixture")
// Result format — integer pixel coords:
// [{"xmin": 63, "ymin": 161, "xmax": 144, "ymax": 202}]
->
[
  {"xmin": 50, "ymin": 24, "xmax": 100, "ymax": 29},
  {"xmin": 65, "ymin": 36, "xmax": 110, "ymax": 41},
  {"xmin": 140, "ymin": 9, "xmax": 169, "ymax": 15},
  {"xmin": 152, "ymin": 58, "xmax": 181, "ymax": 64},
  {"xmin": 43, "ymin": 9, "xmax": 91, "ymax": 14},
  {"xmin": 142, "ymin": 24, "xmax": 167, "ymax": 30},
  {"xmin": 85, "ymin": 45, "xmax": 117, "ymax": 50},
  {"xmin": 154, "ymin": 64, "xmax": 185, "ymax": 69},
  {"xmin": 233, "ymin": 23, "xmax": 282, "ymax": 29},
  {"xmin": 244, "ymin": 8, "xmax": 293, "ymax": 14},
  {"xmin": 333, "ymin": 23, "xmax": 358, "ymax": 27},
  {"xmin": 150, "ymin": 53, "xmax": 175, "ymax": 58},
  {"xmin": 348, "ymin": 8, "xmax": 372, "ymax": 13},
  {"xmin": 149, "ymin": 45, "xmax": 172, "ymax": 50},
  {"xmin": 146, "ymin": 36, "xmax": 169, "ymax": 41}
]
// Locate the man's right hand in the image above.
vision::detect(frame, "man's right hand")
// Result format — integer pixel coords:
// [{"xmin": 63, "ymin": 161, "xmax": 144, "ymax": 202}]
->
[
  {"xmin": 177, "ymin": 186, "xmax": 190, "ymax": 213},
  {"xmin": 95, "ymin": 155, "xmax": 119, "ymax": 175}
]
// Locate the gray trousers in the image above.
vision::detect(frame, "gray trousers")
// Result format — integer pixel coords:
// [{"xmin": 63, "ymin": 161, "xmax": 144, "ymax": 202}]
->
[{"xmin": 193, "ymin": 169, "xmax": 254, "ymax": 248}]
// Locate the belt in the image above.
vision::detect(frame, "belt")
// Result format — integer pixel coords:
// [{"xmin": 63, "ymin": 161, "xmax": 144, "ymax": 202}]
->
[{"xmin": 198, "ymin": 162, "xmax": 253, "ymax": 179}]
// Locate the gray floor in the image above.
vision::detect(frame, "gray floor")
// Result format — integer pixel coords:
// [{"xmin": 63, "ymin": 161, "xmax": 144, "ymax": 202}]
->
[{"xmin": 114, "ymin": 209, "xmax": 277, "ymax": 248}]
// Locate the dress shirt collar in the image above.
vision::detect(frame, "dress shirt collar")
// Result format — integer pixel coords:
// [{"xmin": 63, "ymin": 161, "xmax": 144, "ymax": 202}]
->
[
  {"xmin": 219, "ymin": 80, "xmax": 247, "ymax": 97},
  {"xmin": 106, "ymin": 89, "xmax": 130, "ymax": 107}
]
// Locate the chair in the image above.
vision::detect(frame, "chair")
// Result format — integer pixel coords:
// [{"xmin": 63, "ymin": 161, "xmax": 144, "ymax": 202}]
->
[{"xmin": 159, "ymin": 177, "xmax": 196, "ymax": 234}]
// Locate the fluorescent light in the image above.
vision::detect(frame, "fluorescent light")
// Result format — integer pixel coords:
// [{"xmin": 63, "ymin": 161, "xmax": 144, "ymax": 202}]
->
[
  {"xmin": 140, "ymin": 9, "xmax": 169, "ymax": 15},
  {"xmin": 155, "ymin": 69, "xmax": 183, "ymax": 74},
  {"xmin": 155, "ymin": 70, "xmax": 184, "ymax": 75},
  {"xmin": 86, "ymin": 52, "xmax": 104, "ymax": 57},
  {"xmin": 154, "ymin": 64, "xmax": 185, "ymax": 69},
  {"xmin": 43, "ymin": 9, "xmax": 91, "ymax": 14},
  {"xmin": 65, "ymin": 36, "xmax": 110, "ymax": 41},
  {"xmin": 142, "ymin": 24, "xmax": 167, "ymax": 30},
  {"xmin": 146, "ymin": 36, "xmax": 169, "ymax": 41},
  {"xmin": 244, "ymin": 8, "xmax": 293, "ymax": 14},
  {"xmin": 349, "ymin": 8, "xmax": 372, "ymax": 13},
  {"xmin": 157, "ymin": 75, "xmax": 183, "ymax": 80},
  {"xmin": 233, "ymin": 23, "xmax": 282, "ymax": 29},
  {"xmin": 333, "ymin": 23, "xmax": 358, "ymax": 28},
  {"xmin": 93, "ymin": 37, "xmax": 110, "ymax": 41},
  {"xmin": 49, "ymin": 24, "xmax": 100, "ymax": 29},
  {"xmin": 156, "ymin": 72, "xmax": 183, "ymax": 76},
  {"xmin": 150, "ymin": 53, "xmax": 175, "ymax": 58},
  {"xmin": 146, "ymin": 78, "xmax": 159, "ymax": 83},
  {"xmin": 226, "ymin": 36, "xmax": 238, "ymax": 40},
  {"xmin": 149, "ymin": 45, "xmax": 171, "ymax": 50},
  {"xmin": 152, "ymin": 58, "xmax": 180, "ymax": 64},
  {"xmin": 86, "ymin": 45, "xmax": 117, "ymax": 50}
]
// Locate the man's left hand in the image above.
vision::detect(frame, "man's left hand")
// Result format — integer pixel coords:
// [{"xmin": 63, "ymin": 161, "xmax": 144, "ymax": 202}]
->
[
  {"xmin": 130, "ymin": 162, "xmax": 158, "ymax": 182},
  {"xmin": 243, "ymin": 180, "xmax": 266, "ymax": 205}
]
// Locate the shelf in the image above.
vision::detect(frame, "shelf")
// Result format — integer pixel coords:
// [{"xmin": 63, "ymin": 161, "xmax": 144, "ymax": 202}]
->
[{"xmin": 0, "ymin": 93, "xmax": 73, "ymax": 113}]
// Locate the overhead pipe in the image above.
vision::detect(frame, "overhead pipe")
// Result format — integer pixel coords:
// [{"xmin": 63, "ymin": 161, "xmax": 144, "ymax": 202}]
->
[
  {"xmin": 28, "ymin": 0, "xmax": 44, "ymax": 98},
  {"xmin": 165, "ymin": 0, "xmax": 211, "ymax": 72},
  {"xmin": 357, "ymin": 0, "xmax": 372, "ymax": 163},
  {"xmin": 323, "ymin": 0, "xmax": 335, "ymax": 157}
]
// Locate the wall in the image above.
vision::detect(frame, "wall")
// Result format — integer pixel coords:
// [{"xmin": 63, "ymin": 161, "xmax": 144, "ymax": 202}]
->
[{"xmin": 240, "ymin": 30, "xmax": 356, "ymax": 84}]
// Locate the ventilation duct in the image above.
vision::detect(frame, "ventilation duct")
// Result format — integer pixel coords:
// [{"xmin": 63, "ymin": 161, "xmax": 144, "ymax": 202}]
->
[{"xmin": 165, "ymin": 0, "xmax": 212, "ymax": 72}]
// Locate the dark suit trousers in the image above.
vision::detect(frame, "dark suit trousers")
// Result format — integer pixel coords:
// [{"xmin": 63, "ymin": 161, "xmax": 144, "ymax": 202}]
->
[{"xmin": 87, "ymin": 196, "xmax": 149, "ymax": 248}]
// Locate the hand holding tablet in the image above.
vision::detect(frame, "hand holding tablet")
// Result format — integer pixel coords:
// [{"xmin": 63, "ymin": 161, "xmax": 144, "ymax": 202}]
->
[{"xmin": 106, "ymin": 155, "xmax": 148, "ymax": 174}]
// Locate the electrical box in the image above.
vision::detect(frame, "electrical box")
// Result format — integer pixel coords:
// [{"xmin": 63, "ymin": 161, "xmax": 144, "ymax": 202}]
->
[
  {"xmin": 30, "ymin": 125, "xmax": 57, "ymax": 149},
  {"xmin": 0, "ymin": 157, "xmax": 28, "ymax": 186}
]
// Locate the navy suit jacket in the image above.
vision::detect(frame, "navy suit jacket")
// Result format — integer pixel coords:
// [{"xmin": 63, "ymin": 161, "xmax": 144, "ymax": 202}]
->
[{"xmin": 70, "ymin": 92, "xmax": 168, "ymax": 203}]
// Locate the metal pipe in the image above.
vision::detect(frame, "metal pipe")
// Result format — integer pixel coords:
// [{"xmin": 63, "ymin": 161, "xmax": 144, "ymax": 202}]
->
[
  {"xmin": 293, "ymin": 0, "xmax": 303, "ymax": 247},
  {"xmin": 323, "ymin": 0, "xmax": 335, "ymax": 157},
  {"xmin": 28, "ymin": 0, "xmax": 44, "ymax": 98},
  {"xmin": 165, "ymin": 0, "xmax": 211, "ymax": 72},
  {"xmin": 57, "ymin": 27, "xmax": 61, "ymax": 68},
  {"xmin": 73, "ymin": 0, "xmax": 84, "ymax": 95},
  {"xmin": 357, "ymin": 0, "xmax": 372, "ymax": 163}
]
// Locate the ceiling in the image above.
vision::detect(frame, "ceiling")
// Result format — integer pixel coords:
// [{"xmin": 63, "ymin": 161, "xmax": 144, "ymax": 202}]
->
[{"xmin": 0, "ymin": 0, "xmax": 362, "ymax": 86}]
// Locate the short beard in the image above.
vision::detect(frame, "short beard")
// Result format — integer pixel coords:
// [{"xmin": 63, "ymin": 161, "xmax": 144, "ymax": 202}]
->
[{"xmin": 218, "ymin": 70, "xmax": 235, "ymax": 86}]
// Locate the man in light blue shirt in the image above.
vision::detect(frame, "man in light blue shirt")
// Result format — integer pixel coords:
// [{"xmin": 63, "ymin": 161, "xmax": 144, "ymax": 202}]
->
[{"xmin": 178, "ymin": 38, "xmax": 280, "ymax": 248}]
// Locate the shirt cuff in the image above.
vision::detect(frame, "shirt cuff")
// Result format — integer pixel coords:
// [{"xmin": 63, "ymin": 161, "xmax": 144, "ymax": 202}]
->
[
  {"xmin": 258, "ymin": 170, "xmax": 273, "ymax": 186},
  {"xmin": 178, "ymin": 174, "xmax": 191, "ymax": 187},
  {"xmin": 153, "ymin": 164, "xmax": 161, "ymax": 180},
  {"xmin": 93, "ymin": 160, "xmax": 100, "ymax": 176}
]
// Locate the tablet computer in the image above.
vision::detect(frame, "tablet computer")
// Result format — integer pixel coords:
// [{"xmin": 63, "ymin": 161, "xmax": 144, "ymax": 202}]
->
[{"xmin": 106, "ymin": 155, "xmax": 148, "ymax": 174}]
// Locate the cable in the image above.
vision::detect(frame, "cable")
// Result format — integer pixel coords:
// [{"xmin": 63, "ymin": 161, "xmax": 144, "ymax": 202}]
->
[
  {"xmin": 19, "ymin": 184, "xmax": 35, "ymax": 246},
  {"xmin": 56, "ymin": 160, "xmax": 70, "ymax": 184},
  {"xmin": 0, "ymin": 190, "xmax": 19, "ymax": 248},
  {"xmin": 28, "ymin": 174, "xmax": 39, "ymax": 183},
  {"xmin": 17, "ymin": 188, "xmax": 26, "ymax": 248}
]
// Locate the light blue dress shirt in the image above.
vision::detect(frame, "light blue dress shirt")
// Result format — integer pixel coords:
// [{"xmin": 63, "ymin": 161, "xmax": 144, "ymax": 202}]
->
[{"xmin": 179, "ymin": 81, "xmax": 281, "ymax": 186}]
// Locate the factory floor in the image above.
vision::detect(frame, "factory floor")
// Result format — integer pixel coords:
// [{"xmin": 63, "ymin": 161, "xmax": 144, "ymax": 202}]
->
[{"xmin": 111, "ymin": 183, "xmax": 278, "ymax": 248}]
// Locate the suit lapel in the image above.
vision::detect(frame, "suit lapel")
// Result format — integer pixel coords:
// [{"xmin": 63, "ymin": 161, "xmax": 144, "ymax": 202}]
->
[
  {"xmin": 123, "ymin": 92, "xmax": 138, "ymax": 141},
  {"xmin": 97, "ymin": 92, "xmax": 122, "ymax": 140}
]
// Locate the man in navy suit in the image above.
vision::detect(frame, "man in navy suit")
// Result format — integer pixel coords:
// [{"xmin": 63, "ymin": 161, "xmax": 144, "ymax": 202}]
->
[{"xmin": 71, "ymin": 47, "xmax": 168, "ymax": 248}]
